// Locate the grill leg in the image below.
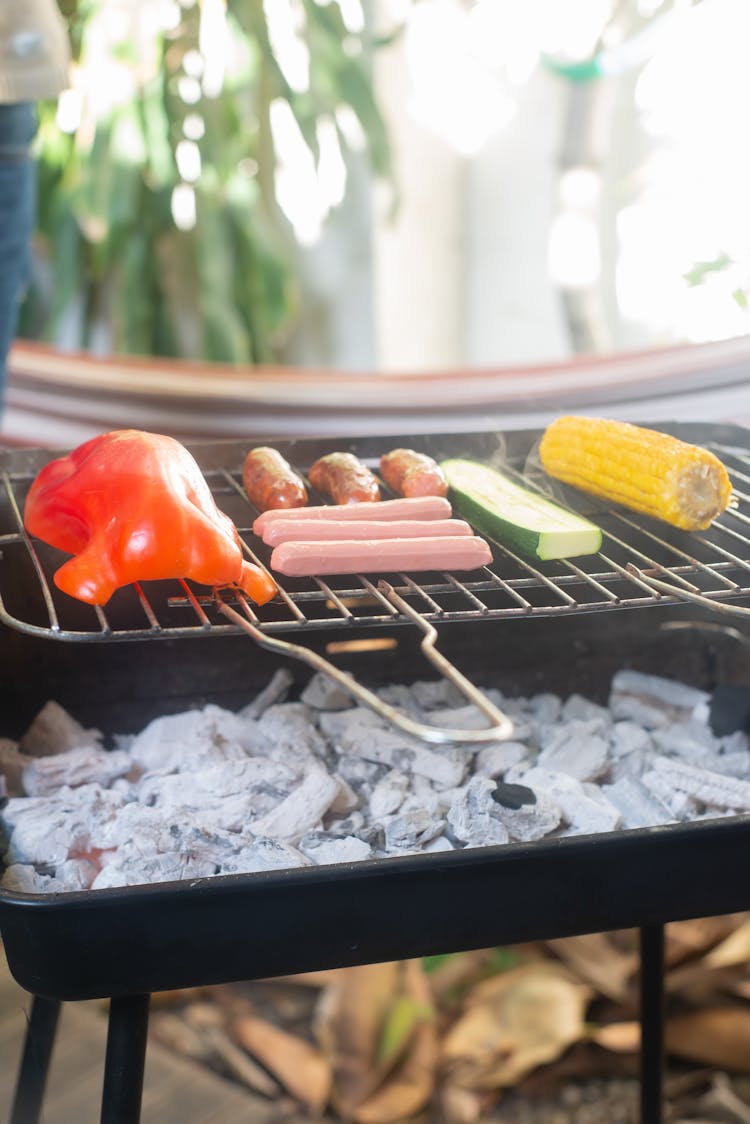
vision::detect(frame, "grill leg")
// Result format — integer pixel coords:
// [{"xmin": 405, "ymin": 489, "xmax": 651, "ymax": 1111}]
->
[
  {"xmin": 640, "ymin": 923, "xmax": 665, "ymax": 1124},
  {"xmin": 9, "ymin": 995, "xmax": 61, "ymax": 1124},
  {"xmin": 100, "ymin": 993, "xmax": 151, "ymax": 1124}
]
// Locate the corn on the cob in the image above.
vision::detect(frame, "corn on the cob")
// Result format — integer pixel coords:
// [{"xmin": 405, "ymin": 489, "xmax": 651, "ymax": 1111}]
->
[{"xmin": 538, "ymin": 416, "xmax": 732, "ymax": 531}]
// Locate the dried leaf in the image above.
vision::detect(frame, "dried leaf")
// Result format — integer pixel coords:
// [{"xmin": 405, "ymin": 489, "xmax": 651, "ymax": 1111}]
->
[
  {"xmin": 591, "ymin": 1021, "xmax": 640, "ymax": 1054},
  {"xmin": 546, "ymin": 934, "xmax": 638, "ymax": 1002},
  {"xmin": 438, "ymin": 1084, "xmax": 488, "ymax": 1124},
  {"xmin": 666, "ymin": 1007, "xmax": 750, "ymax": 1073},
  {"xmin": 355, "ymin": 961, "xmax": 438, "ymax": 1124},
  {"xmin": 441, "ymin": 961, "xmax": 591, "ymax": 1090},
  {"xmin": 705, "ymin": 919, "xmax": 750, "ymax": 970},
  {"xmin": 667, "ymin": 916, "xmax": 748, "ymax": 966},
  {"xmin": 232, "ymin": 1014, "xmax": 331, "ymax": 1112},
  {"xmin": 316, "ymin": 962, "xmax": 401, "ymax": 1116}
]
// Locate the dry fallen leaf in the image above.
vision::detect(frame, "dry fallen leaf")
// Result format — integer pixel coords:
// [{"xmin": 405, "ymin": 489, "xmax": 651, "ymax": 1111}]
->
[
  {"xmin": 591, "ymin": 1021, "xmax": 640, "ymax": 1054},
  {"xmin": 546, "ymin": 934, "xmax": 638, "ymax": 1002},
  {"xmin": 666, "ymin": 1007, "xmax": 750, "ymax": 1073},
  {"xmin": 441, "ymin": 960, "xmax": 591, "ymax": 1090},
  {"xmin": 354, "ymin": 960, "xmax": 438, "ymax": 1124},
  {"xmin": 315, "ymin": 961, "xmax": 401, "ymax": 1116},
  {"xmin": 232, "ymin": 1013, "xmax": 331, "ymax": 1112},
  {"xmin": 705, "ymin": 919, "xmax": 750, "ymax": 971}
]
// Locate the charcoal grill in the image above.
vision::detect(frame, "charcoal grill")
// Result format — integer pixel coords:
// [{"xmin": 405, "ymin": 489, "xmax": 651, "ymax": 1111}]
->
[{"xmin": 3, "ymin": 421, "xmax": 750, "ymax": 1124}]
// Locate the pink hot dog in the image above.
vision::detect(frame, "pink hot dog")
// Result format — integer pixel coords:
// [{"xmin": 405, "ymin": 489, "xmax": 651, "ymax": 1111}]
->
[
  {"xmin": 270, "ymin": 535, "xmax": 492, "ymax": 577},
  {"xmin": 253, "ymin": 495, "xmax": 452, "ymax": 537},
  {"xmin": 262, "ymin": 517, "xmax": 472, "ymax": 547}
]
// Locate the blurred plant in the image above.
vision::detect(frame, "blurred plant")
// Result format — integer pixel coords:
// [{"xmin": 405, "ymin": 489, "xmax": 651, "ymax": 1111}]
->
[{"xmin": 22, "ymin": 0, "xmax": 394, "ymax": 364}]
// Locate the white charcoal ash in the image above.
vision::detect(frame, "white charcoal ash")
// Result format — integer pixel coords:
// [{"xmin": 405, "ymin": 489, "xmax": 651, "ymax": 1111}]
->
[
  {"xmin": 22, "ymin": 746, "xmax": 133, "ymax": 797},
  {"xmin": 4, "ymin": 668, "xmax": 750, "ymax": 895},
  {"xmin": 239, "ymin": 667, "xmax": 294, "ymax": 718}
]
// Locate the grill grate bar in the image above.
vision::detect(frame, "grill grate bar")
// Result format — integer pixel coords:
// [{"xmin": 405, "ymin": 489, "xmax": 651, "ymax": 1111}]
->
[
  {"xmin": 4, "ymin": 430, "xmax": 750, "ymax": 642},
  {"xmin": 2, "ymin": 470, "xmax": 61, "ymax": 633}
]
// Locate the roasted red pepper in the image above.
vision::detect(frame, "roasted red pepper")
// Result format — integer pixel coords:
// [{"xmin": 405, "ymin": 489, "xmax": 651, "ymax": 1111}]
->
[{"xmin": 24, "ymin": 429, "xmax": 278, "ymax": 607}]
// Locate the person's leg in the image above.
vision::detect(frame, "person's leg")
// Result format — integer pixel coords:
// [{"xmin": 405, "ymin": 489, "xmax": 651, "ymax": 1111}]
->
[{"xmin": 0, "ymin": 102, "xmax": 37, "ymax": 414}]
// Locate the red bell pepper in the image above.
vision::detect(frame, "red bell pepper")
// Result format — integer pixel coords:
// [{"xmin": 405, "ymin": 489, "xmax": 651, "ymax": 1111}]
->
[{"xmin": 24, "ymin": 429, "xmax": 278, "ymax": 607}]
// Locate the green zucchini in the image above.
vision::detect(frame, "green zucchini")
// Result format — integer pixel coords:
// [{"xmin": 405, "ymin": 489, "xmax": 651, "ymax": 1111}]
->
[{"xmin": 441, "ymin": 458, "xmax": 602, "ymax": 561}]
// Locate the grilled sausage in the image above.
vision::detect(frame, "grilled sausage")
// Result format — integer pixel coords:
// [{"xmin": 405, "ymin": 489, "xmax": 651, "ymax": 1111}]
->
[
  {"xmin": 243, "ymin": 447, "xmax": 308, "ymax": 513},
  {"xmin": 270, "ymin": 535, "xmax": 492, "ymax": 577},
  {"xmin": 254, "ymin": 495, "xmax": 452, "ymax": 536},
  {"xmin": 308, "ymin": 452, "xmax": 380, "ymax": 505},
  {"xmin": 379, "ymin": 449, "xmax": 449, "ymax": 498},
  {"xmin": 262, "ymin": 517, "xmax": 473, "ymax": 547}
]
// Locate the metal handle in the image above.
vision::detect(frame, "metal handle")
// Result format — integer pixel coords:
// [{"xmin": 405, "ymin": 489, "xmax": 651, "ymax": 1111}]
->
[
  {"xmin": 215, "ymin": 584, "xmax": 514, "ymax": 746},
  {"xmin": 627, "ymin": 563, "xmax": 750, "ymax": 621}
]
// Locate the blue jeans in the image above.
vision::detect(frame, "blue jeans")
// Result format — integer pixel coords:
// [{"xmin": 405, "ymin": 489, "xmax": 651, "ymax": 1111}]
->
[{"xmin": 0, "ymin": 102, "xmax": 37, "ymax": 415}]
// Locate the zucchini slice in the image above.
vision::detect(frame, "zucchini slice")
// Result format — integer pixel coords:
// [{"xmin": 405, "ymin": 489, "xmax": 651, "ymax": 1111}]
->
[{"xmin": 441, "ymin": 458, "xmax": 602, "ymax": 561}]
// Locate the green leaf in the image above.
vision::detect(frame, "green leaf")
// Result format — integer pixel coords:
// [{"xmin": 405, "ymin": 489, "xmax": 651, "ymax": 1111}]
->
[{"xmin": 377, "ymin": 996, "xmax": 432, "ymax": 1066}]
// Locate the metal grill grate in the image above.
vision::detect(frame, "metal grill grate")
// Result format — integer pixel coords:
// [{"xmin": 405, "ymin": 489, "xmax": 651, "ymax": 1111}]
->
[{"xmin": 3, "ymin": 432, "xmax": 750, "ymax": 642}]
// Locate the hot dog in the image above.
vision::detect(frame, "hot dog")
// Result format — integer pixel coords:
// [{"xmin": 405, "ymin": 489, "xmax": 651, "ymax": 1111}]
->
[
  {"xmin": 262, "ymin": 517, "xmax": 473, "ymax": 547},
  {"xmin": 270, "ymin": 535, "xmax": 492, "ymax": 577},
  {"xmin": 253, "ymin": 495, "xmax": 452, "ymax": 536},
  {"xmin": 308, "ymin": 452, "xmax": 380, "ymax": 505},
  {"xmin": 380, "ymin": 448, "xmax": 448, "ymax": 498}
]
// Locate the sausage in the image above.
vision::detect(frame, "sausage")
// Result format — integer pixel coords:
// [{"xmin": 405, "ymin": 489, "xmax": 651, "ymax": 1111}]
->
[
  {"xmin": 308, "ymin": 452, "xmax": 380, "ymax": 505},
  {"xmin": 253, "ymin": 495, "xmax": 452, "ymax": 536},
  {"xmin": 242, "ymin": 447, "xmax": 307, "ymax": 513},
  {"xmin": 270, "ymin": 535, "xmax": 492, "ymax": 577},
  {"xmin": 379, "ymin": 449, "xmax": 448, "ymax": 498},
  {"xmin": 262, "ymin": 517, "xmax": 473, "ymax": 547}
]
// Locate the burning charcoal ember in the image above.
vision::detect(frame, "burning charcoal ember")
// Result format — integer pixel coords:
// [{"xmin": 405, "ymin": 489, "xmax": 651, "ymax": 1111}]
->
[
  {"xmin": 54, "ymin": 857, "xmax": 100, "ymax": 890},
  {"xmin": 528, "ymin": 693, "xmax": 563, "ymax": 724},
  {"xmin": 640, "ymin": 771, "xmax": 699, "ymax": 819},
  {"xmin": 0, "ymin": 739, "xmax": 33, "ymax": 797},
  {"xmin": 491, "ymin": 791, "xmax": 562, "ymax": 843},
  {"xmin": 19, "ymin": 700, "xmax": 103, "ymax": 756},
  {"xmin": 602, "ymin": 777, "xmax": 676, "ymax": 829},
  {"xmin": 218, "ymin": 839, "xmax": 310, "ymax": 875},
  {"xmin": 1, "ymin": 863, "xmax": 65, "ymax": 893},
  {"xmin": 128, "ymin": 707, "xmax": 260, "ymax": 774},
  {"xmin": 91, "ymin": 845, "xmax": 219, "ymax": 888},
  {"xmin": 299, "ymin": 671, "xmax": 353, "ymax": 711},
  {"xmin": 382, "ymin": 808, "xmax": 446, "ymax": 851},
  {"xmin": 298, "ymin": 831, "xmax": 372, "ymax": 864},
  {"xmin": 537, "ymin": 720, "xmax": 610, "ymax": 782},
  {"xmin": 652, "ymin": 720, "xmax": 721, "ymax": 761},
  {"xmin": 610, "ymin": 721, "xmax": 653, "ymax": 758},
  {"xmin": 137, "ymin": 757, "xmax": 296, "ymax": 808},
  {"xmin": 2, "ymin": 785, "xmax": 125, "ymax": 866},
  {"xmin": 329, "ymin": 777, "xmax": 359, "ymax": 816},
  {"xmin": 411, "ymin": 679, "xmax": 465, "ymax": 711},
  {"xmin": 648, "ymin": 755, "xmax": 750, "ymax": 811},
  {"xmin": 250, "ymin": 764, "xmax": 340, "ymax": 841},
  {"xmin": 561, "ymin": 694, "xmax": 612, "ymax": 724},
  {"xmin": 609, "ymin": 670, "xmax": 709, "ymax": 729},
  {"xmin": 424, "ymin": 834, "xmax": 455, "ymax": 852},
  {"xmin": 708, "ymin": 750, "xmax": 750, "ymax": 778},
  {"xmin": 337, "ymin": 725, "xmax": 468, "ymax": 789},
  {"xmin": 446, "ymin": 777, "xmax": 510, "ymax": 847},
  {"xmin": 369, "ymin": 770, "xmax": 410, "ymax": 819},
  {"xmin": 375, "ymin": 683, "xmax": 423, "ymax": 715},
  {"xmin": 518, "ymin": 768, "xmax": 621, "ymax": 835},
  {"xmin": 474, "ymin": 741, "xmax": 530, "ymax": 779},
  {"xmin": 333, "ymin": 753, "xmax": 388, "ymax": 792},
  {"xmin": 22, "ymin": 746, "xmax": 132, "ymax": 797},
  {"xmin": 238, "ymin": 668, "xmax": 294, "ymax": 719},
  {"xmin": 256, "ymin": 703, "xmax": 328, "ymax": 763},
  {"xmin": 318, "ymin": 705, "xmax": 386, "ymax": 742}
]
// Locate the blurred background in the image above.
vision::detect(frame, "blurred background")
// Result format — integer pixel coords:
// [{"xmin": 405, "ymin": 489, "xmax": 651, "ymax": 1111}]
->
[{"xmin": 6, "ymin": 0, "xmax": 750, "ymax": 441}]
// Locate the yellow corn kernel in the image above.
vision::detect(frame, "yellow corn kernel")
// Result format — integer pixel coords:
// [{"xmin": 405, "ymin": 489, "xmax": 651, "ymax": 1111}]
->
[{"xmin": 538, "ymin": 416, "xmax": 732, "ymax": 531}]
